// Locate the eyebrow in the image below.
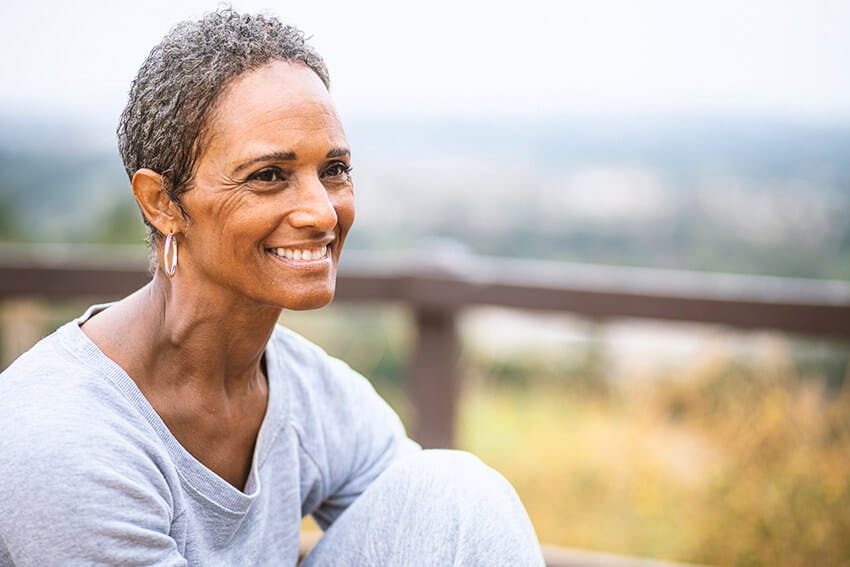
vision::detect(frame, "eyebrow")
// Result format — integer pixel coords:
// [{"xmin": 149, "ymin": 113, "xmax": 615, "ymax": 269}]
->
[
  {"xmin": 232, "ymin": 147, "xmax": 350, "ymax": 174},
  {"xmin": 326, "ymin": 147, "xmax": 350, "ymax": 159}
]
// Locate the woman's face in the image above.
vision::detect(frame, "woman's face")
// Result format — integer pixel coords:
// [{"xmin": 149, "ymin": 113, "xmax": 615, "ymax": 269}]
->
[{"xmin": 176, "ymin": 60, "xmax": 355, "ymax": 311}]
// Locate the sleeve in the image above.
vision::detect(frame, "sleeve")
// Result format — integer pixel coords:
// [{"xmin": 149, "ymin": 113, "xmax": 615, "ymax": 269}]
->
[
  {"xmin": 305, "ymin": 356, "xmax": 421, "ymax": 530},
  {"xmin": 0, "ymin": 389, "xmax": 187, "ymax": 567}
]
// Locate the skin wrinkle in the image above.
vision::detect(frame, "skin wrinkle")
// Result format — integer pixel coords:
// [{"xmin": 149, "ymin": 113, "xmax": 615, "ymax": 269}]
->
[
  {"xmin": 83, "ymin": 60, "xmax": 353, "ymax": 490},
  {"xmin": 117, "ymin": 9, "xmax": 331, "ymax": 263}
]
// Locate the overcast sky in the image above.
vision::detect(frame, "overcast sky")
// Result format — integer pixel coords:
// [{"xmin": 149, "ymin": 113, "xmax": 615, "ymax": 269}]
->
[{"xmin": 2, "ymin": 0, "xmax": 850, "ymax": 124}]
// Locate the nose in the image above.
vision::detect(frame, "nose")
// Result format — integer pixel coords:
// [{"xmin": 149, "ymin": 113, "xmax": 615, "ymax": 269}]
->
[{"xmin": 288, "ymin": 174, "xmax": 338, "ymax": 231}]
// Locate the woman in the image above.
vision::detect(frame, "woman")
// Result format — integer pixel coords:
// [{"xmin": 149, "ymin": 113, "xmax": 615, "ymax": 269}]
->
[{"xmin": 0, "ymin": 9, "xmax": 543, "ymax": 566}]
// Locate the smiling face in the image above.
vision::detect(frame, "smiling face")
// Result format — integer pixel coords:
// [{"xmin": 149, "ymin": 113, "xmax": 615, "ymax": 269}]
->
[{"xmin": 174, "ymin": 60, "xmax": 354, "ymax": 311}]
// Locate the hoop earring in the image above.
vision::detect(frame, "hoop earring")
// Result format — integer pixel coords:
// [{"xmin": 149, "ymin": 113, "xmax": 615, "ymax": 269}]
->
[{"xmin": 163, "ymin": 233, "xmax": 178, "ymax": 277}]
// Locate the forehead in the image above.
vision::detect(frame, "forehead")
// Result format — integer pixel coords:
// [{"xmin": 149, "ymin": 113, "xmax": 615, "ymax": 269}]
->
[{"xmin": 205, "ymin": 60, "xmax": 345, "ymax": 156}]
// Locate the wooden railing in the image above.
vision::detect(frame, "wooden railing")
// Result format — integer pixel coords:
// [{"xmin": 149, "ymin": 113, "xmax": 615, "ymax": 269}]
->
[
  {"xmin": 6, "ymin": 243, "xmax": 845, "ymax": 567},
  {"xmin": 2, "ymin": 243, "xmax": 849, "ymax": 451}
]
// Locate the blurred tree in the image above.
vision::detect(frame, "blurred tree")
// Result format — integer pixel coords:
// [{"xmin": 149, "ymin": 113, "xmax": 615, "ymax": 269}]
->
[
  {"xmin": 88, "ymin": 199, "xmax": 147, "ymax": 245},
  {"xmin": 0, "ymin": 190, "xmax": 22, "ymax": 239}
]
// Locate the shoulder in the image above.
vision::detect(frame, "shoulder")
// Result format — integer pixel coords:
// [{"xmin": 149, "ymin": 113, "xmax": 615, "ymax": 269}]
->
[
  {"xmin": 0, "ymin": 324, "xmax": 180, "ymax": 562},
  {"xmin": 1, "ymin": 322, "xmax": 151, "ymax": 438},
  {"xmin": 265, "ymin": 326, "xmax": 419, "ymax": 527},
  {"xmin": 266, "ymin": 323, "xmax": 380, "ymax": 405},
  {"xmin": 266, "ymin": 324, "xmax": 411, "ymax": 444},
  {"xmin": 265, "ymin": 323, "xmax": 413, "ymax": 446},
  {"xmin": 0, "ymin": 325, "xmax": 113, "ymax": 431},
  {"xmin": 0, "ymin": 322, "xmax": 173, "ymax": 498},
  {"xmin": 266, "ymin": 323, "xmax": 328, "ymax": 367},
  {"xmin": 267, "ymin": 324, "xmax": 416, "ymax": 457}
]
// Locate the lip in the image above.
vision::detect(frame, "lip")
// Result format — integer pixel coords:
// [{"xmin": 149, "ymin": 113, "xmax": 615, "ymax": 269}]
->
[
  {"xmin": 266, "ymin": 244, "xmax": 333, "ymax": 270},
  {"xmin": 269, "ymin": 237, "xmax": 335, "ymax": 249}
]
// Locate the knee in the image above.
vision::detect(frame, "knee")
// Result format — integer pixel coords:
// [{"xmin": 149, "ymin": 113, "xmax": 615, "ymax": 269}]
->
[
  {"xmin": 307, "ymin": 450, "xmax": 544, "ymax": 566},
  {"xmin": 374, "ymin": 450, "xmax": 544, "ymax": 564},
  {"xmin": 401, "ymin": 450, "xmax": 502, "ymax": 486},
  {"xmin": 385, "ymin": 449, "xmax": 521, "ymax": 511}
]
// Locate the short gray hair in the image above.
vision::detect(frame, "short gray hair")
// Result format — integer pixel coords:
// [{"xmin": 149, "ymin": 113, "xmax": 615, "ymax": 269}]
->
[{"xmin": 117, "ymin": 7, "xmax": 329, "ymax": 243}]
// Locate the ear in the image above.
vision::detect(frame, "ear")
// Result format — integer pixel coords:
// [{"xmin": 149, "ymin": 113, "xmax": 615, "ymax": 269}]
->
[{"xmin": 132, "ymin": 168, "xmax": 185, "ymax": 235}]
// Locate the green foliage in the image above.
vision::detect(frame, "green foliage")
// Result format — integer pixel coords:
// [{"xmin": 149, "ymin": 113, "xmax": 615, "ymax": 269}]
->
[
  {"xmin": 0, "ymin": 147, "xmax": 128, "ymax": 242},
  {"xmin": 0, "ymin": 190, "xmax": 21, "ymax": 239},
  {"xmin": 87, "ymin": 200, "xmax": 147, "ymax": 245},
  {"xmin": 463, "ymin": 326, "xmax": 611, "ymax": 396}
]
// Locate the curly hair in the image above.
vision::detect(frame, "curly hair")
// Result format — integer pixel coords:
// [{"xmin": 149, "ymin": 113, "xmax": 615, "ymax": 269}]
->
[{"xmin": 117, "ymin": 7, "xmax": 330, "ymax": 244}]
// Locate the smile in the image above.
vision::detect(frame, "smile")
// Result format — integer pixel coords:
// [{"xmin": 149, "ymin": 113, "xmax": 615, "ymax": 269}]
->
[{"xmin": 267, "ymin": 245, "xmax": 329, "ymax": 262}]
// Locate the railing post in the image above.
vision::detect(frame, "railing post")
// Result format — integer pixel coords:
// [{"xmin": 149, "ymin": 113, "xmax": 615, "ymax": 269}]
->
[{"xmin": 409, "ymin": 306, "xmax": 460, "ymax": 449}]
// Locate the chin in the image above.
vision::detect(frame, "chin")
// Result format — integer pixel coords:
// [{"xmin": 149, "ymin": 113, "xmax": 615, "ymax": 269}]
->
[
  {"xmin": 286, "ymin": 297, "xmax": 333, "ymax": 311},
  {"xmin": 278, "ymin": 287, "xmax": 336, "ymax": 311}
]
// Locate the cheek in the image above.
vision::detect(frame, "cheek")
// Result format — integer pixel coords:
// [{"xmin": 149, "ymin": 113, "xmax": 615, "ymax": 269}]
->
[
  {"xmin": 185, "ymin": 193, "xmax": 276, "ymax": 250},
  {"xmin": 195, "ymin": 190, "xmax": 252, "ymax": 226},
  {"xmin": 334, "ymin": 191, "xmax": 356, "ymax": 236}
]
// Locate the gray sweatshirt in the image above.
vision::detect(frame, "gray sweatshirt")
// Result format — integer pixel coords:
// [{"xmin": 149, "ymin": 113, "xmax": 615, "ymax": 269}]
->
[{"xmin": 0, "ymin": 305, "xmax": 419, "ymax": 566}]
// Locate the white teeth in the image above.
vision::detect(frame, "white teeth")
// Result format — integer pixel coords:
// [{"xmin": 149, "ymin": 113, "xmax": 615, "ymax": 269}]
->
[{"xmin": 271, "ymin": 245, "xmax": 327, "ymax": 260}]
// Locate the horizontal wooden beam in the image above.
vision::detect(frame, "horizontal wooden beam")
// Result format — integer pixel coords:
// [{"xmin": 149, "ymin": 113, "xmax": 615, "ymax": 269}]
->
[{"xmin": 1, "ymin": 246, "xmax": 849, "ymax": 339}]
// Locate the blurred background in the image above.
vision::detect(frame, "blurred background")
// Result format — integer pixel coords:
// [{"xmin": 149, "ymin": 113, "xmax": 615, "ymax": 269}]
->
[{"xmin": 1, "ymin": 1, "xmax": 849, "ymax": 565}]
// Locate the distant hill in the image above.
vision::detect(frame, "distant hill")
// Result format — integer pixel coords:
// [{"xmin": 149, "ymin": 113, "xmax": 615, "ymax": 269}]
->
[{"xmin": 1, "ymin": 113, "xmax": 848, "ymax": 279}]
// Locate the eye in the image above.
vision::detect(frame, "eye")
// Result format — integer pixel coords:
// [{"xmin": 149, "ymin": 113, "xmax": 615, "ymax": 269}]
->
[
  {"xmin": 248, "ymin": 167, "xmax": 286, "ymax": 183},
  {"xmin": 323, "ymin": 162, "xmax": 353, "ymax": 180}
]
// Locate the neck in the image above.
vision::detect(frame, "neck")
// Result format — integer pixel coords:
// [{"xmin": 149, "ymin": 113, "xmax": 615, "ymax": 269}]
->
[
  {"xmin": 100, "ymin": 270, "xmax": 283, "ymax": 395},
  {"xmin": 153, "ymin": 270, "xmax": 282, "ymax": 389},
  {"xmin": 81, "ymin": 269, "xmax": 279, "ymax": 491}
]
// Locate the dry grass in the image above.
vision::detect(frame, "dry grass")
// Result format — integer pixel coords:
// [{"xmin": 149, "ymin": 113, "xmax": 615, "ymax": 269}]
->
[{"xmin": 457, "ymin": 353, "xmax": 850, "ymax": 567}]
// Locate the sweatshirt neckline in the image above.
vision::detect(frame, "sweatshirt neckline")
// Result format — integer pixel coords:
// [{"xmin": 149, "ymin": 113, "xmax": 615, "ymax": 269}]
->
[{"xmin": 57, "ymin": 303, "xmax": 289, "ymax": 515}]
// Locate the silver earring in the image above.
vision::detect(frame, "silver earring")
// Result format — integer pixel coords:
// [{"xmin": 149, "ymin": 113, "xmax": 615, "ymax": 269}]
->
[{"xmin": 163, "ymin": 233, "xmax": 178, "ymax": 277}]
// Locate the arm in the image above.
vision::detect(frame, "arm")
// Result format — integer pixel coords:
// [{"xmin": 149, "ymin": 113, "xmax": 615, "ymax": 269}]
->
[{"xmin": 300, "ymin": 356, "xmax": 420, "ymax": 530}]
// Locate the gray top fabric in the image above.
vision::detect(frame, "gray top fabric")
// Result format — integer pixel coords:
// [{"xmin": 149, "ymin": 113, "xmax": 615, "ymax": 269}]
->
[{"xmin": 0, "ymin": 304, "xmax": 419, "ymax": 566}]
